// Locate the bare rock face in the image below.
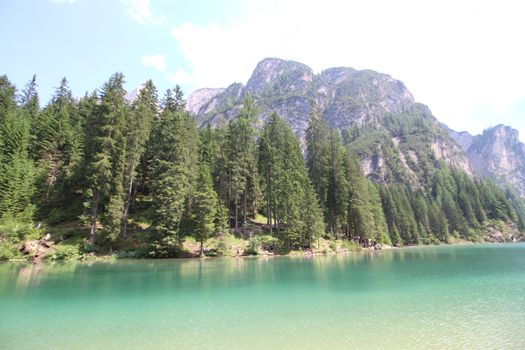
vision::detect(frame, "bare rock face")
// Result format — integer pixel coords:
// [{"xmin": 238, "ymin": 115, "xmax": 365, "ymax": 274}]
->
[
  {"xmin": 187, "ymin": 58, "xmax": 415, "ymax": 137},
  {"xmin": 186, "ymin": 88, "xmax": 225, "ymax": 116},
  {"xmin": 450, "ymin": 125, "xmax": 525, "ymax": 196}
]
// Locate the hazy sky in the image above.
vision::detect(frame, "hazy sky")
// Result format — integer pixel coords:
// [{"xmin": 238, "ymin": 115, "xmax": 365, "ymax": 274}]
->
[{"xmin": 1, "ymin": 0, "xmax": 524, "ymax": 139}]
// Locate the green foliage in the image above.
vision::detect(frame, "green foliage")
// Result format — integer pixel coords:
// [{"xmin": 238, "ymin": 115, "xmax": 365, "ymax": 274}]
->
[
  {"xmin": 46, "ymin": 244, "xmax": 81, "ymax": 261},
  {"xmin": 0, "ymin": 242, "xmax": 20, "ymax": 260},
  {"xmin": 192, "ymin": 164, "xmax": 219, "ymax": 255},
  {"xmin": 259, "ymin": 112, "xmax": 324, "ymax": 247},
  {"xmin": 148, "ymin": 236, "xmax": 190, "ymax": 258},
  {"xmin": 0, "ymin": 71, "xmax": 523, "ymax": 260},
  {"xmin": 150, "ymin": 87, "xmax": 198, "ymax": 247},
  {"xmin": 0, "ymin": 217, "xmax": 40, "ymax": 241},
  {"xmin": 244, "ymin": 237, "xmax": 261, "ymax": 255},
  {"xmin": 225, "ymin": 96, "xmax": 259, "ymax": 236}
]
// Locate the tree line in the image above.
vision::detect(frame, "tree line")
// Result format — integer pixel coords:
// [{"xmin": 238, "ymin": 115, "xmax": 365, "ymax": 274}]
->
[{"xmin": 0, "ymin": 73, "xmax": 522, "ymax": 257}]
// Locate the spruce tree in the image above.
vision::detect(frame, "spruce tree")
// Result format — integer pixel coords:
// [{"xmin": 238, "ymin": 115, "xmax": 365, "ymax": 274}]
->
[
  {"xmin": 326, "ymin": 128, "xmax": 348, "ymax": 236},
  {"xmin": 121, "ymin": 80, "xmax": 157, "ymax": 237},
  {"xmin": 306, "ymin": 107, "xmax": 330, "ymax": 219},
  {"xmin": 83, "ymin": 73, "xmax": 128, "ymax": 245},
  {"xmin": 225, "ymin": 96, "xmax": 258, "ymax": 237},
  {"xmin": 193, "ymin": 164, "xmax": 219, "ymax": 256},
  {"xmin": 150, "ymin": 87, "xmax": 198, "ymax": 248},
  {"xmin": 0, "ymin": 77, "xmax": 35, "ymax": 221}
]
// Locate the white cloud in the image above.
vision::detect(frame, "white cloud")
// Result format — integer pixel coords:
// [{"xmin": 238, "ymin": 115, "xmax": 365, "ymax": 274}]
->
[
  {"xmin": 126, "ymin": 0, "xmax": 164, "ymax": 26},
  {"xmin": 170, "ymin": 0, "xmax": 525, "ymax": 137},
  {"xmin": 141, "ymin": 54, "xmax": 167, "ymax": 71},
  {"xmin": 167, "ymin": 69, "xmax": 194, "ymax": 85}
]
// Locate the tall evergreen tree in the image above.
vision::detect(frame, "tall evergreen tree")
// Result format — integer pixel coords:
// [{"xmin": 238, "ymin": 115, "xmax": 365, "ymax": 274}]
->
[
  {"xmin": 0, "ymin": 77, "xmax": 35, "ymax": 221},
  {"xmin": 193, "ymin": 164, "xmax": 219, "ymax": 256},
  {"xmin": 306, "ymin": 107, "xmax": 330, "ymax": 218},
  {"xmin": 121, "ymin": 80, "xmax": 158, "ymax": 237},
  {"xmin": 225, "ymin": 96, "xmax": 258, "ymax": 236},
  {"xmin": 83, "ymin": 73, "xmax": 128, "ymax": 245},
  {"xmin": 258, "ymin": 113, "xmax": 324, "ymax": 247},
  {"xmin": 150, "ymin": 87, "xmax": 198, "ymax": 247},
  {"xmin": 343, "ymin": 150, "xmax": 374, "ymax": 242},
  {"xmin": 326, "ymin": 128, "xmax": 348, "ymax": 236}
]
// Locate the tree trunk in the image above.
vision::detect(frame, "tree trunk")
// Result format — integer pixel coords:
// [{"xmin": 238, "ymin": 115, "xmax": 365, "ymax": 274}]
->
[
  {"xmin": 243, "ymin": 191, "xmax": 247, "ymax": 239},
  {"xmin": 269, "ymin": 205, "xmax": 272, "ymax": 235},
  {"xmin": 274, "ymin": 205, "xmax": 280, "ymax": 233},
  {"xmin": 234, "ymin": 195, "xmax": 239, "ymax": 234},
  {"xmin": 200, "ymin": 241, "xmax": 204, "ymax": 257},
  {"xmin": 268, "ymin": 171, "xmax": 272, "ymax": 235},
  {"xmin": 88, "ymin": 193, "xmax": 99, "ymax": 245},
  {"xmin": 121, "ymin": 177, "xmax": 134, "ymax": 238}
]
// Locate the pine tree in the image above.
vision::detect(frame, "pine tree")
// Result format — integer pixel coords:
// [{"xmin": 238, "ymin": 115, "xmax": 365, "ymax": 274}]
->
[
  {"xmin": 369, "ymin": 183, "xmax": 390, "ymax": 244},
  {"xmin": 193, "ymin": 164, "xmax": 219, "ymax": 256},
  {"xmin": 121, "ymin": 80, "xmax": 157, "ymax": 237},
  {"xmin": 31, "ymin": 78, "xmax": 82, "ymax": 219},
  {"xmin": 0, "ymin": 77, "xmax": 35, "ymax": 221},
  {"xmin": 20, "ymin": 75, "xmax": 39, "ymax": 123},
  {"xmin": 225, "ymin": 96, "xmax": 258, "ymax": 237},
  {"xmin": 150, "ymin": 87, "xmax": 198, "ymax": 247},
  {"xmin": 0, "ymin": 75, "xmax": 17, "ymax": 121},
  {"xmin": 258, "ymin": 113, "xmax": 324, "ymax": 248},
  {"xmin": 326, "ymin": 128, "xmax": 348, "ymax": 236},
  {"xmin": 83, "ymin": 73, "xmax": 128, "ymax": 245},
  {"xmin": 343, "ymin": 150, "xmax": 374, "ymax": 242},
  {"xmin": 306, "ymin": 107, "xmax": 330, "ymax": 219}
]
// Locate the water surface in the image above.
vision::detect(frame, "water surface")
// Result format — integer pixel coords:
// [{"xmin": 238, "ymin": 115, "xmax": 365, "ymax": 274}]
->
[{"xmin": 1, "ymin": 244, "xmax": 525, "ymax": 349}]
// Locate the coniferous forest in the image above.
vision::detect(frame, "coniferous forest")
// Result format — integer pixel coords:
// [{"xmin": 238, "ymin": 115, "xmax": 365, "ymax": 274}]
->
[{"xmin": 0, "ymin": 73, "xmax": 523, "ymax": 260}]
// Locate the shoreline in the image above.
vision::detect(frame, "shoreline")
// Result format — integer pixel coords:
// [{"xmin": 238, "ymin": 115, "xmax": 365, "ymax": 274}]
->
[{"xmin": 3, "ymin": 239, "xmax": 523, "ymax": 264}]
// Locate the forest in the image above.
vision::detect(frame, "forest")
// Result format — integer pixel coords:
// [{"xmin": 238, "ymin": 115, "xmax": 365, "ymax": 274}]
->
[{"xmin": 0, "ymin": 73, "xmax": 523, "ymax": 259}]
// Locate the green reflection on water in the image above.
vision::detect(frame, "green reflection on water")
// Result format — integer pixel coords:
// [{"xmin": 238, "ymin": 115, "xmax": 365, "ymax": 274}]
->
[{"xmin": 1, "ymin": 244, "xmax": 524, "ymax": 349}]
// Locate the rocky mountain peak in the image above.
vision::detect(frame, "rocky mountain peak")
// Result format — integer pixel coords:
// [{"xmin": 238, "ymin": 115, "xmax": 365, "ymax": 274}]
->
[
  {"xmin": 186, "ymin": 58, "xmax": 478, "ymax": 187},
  {"xmin": 186, "ymin": 88, "xmax": 225, "ymax": 115},
  {"xmin": 449, "ymin": 124, "xmax": 525, "ymax": 196},
  {"xmin": 482, "ymin": 124, "xmax": 520, "ymax": 144},
  {"xmin": 245, "ymin": 58, "xmax": 314, "ymax": 95}
]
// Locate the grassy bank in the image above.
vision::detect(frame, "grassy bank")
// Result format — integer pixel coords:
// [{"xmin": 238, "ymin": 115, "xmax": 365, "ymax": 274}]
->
[{"xmin": 1, "ymin": 216, "xmax": 521, "ymax": 262}]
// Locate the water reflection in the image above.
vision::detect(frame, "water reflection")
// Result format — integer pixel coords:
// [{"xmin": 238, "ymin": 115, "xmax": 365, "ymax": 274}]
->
[{"xmin": 1, "ymin": 243, "xmax": 523, "ymax": 300}]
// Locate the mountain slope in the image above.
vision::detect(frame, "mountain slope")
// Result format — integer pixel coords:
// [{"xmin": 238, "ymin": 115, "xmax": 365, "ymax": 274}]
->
[
  {"xmin": 449, "ymin": 125, "xmax": 525, "ymax": 196},
  {"xmin": 188, "ymin": 58, "xmax": 472, "ymax": 185}
]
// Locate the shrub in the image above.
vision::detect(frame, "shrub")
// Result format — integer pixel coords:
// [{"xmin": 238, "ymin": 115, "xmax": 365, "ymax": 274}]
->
[
  {"xmin": 0, "ymin": 242, "xmax": 21, "ymax": 260},
  {"xmin": 341, "ymin": 240, "xmax": 362, "ymax": 251},
  {"xmin": 244, "ymin": 237, "xmax": 260, "ymax": 256},
  {"xmin": 115, "ymin": 247, "xmax": 149, "ymax": 259},
  {"xmin": 0, "ymin": 218, "xmax": 41, "ymax": 241},
  {"xmin": 148, "ymin": 237, "xmax": 190, "ymax": 258},
  {"xmin": 46, "ymin": 244, "xmax": 81, "ymax": 261}
]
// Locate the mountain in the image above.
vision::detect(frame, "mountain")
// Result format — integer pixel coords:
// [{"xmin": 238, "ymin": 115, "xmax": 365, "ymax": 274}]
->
[
  {"xmin": 187, "ymin": 58, "xmax": 472, "ymax": 185},
  {"xmin": 449, "ymin": 124, "xmax": 525, "ymax": 196}
]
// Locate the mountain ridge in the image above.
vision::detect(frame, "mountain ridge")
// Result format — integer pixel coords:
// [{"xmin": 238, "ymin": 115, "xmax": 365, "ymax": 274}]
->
[
  {"xmin": 448, "ymin": 124, "xmax": 525, "ymax": 196},
  {"xmin": 187, "ymin": 57, "xmax": 473, "ymax": 186}
]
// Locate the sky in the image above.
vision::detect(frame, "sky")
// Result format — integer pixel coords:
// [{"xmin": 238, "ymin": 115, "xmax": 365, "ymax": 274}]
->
[{"xmin": 1, "ymin": 0, "xmax": 525, "ymax": 139}]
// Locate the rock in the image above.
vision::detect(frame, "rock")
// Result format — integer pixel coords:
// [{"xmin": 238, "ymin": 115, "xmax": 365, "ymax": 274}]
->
[
  {"xmin": 21, "ymin": 238, "xmax": 54, "ymax": 260},
  {"xmin": 449, "ymin": 124, "xmax": 525, "ymax": 197},
  {"xmin": 374, "ymin": 244, "xmax": 382, "ymax": 250},
  {"xmin": 21, "ymin": 240, "xmax": 39, "ymax": 256}
]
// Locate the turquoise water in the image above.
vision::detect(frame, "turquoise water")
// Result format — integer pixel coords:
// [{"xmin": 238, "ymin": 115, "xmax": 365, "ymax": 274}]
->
[{"xmin": 1, "ymin": 244, "xmax": 525, "ymax": 349}]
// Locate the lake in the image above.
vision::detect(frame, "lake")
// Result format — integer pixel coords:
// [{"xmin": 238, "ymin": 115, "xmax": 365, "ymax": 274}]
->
[{"xmin": 1, "ymin": 243, "xmax": 524, "ymax": 349}]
